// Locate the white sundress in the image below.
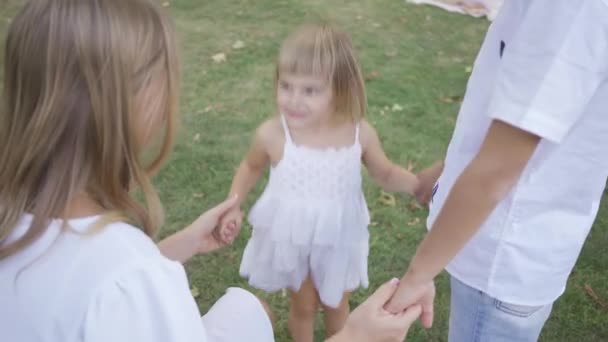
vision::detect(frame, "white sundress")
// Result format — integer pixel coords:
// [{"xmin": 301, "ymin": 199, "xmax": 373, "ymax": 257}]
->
[{"xmin": 239, "ymin": 115, "xmax": 371, "ymax": 308}]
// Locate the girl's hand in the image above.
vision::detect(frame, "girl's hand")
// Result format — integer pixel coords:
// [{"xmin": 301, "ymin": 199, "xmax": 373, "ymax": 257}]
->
[
  {"xmin": 190, "ymin": 195, "xmax": 240, "ymax": 254},
  {"xmin": 215, "ymin": 206, "xmax": 243, "ymax": 245}
]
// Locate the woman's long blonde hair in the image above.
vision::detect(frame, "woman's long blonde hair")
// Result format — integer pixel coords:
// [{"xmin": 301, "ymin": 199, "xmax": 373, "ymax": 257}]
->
[
  {"xmin": 0, "ymin": 0, "xmax": 179, "ymax": 260},
  {"xmin": 276, "ymin": 24, "xmax": 367, "ymax": 121}
]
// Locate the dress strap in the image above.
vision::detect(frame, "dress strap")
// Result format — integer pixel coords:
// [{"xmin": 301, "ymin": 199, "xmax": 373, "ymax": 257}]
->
[
  {"xmin": 354, "ymin": 122, "xmax": 361, "ymax": 145},
  {"xmin": 280, "ymin": 114, "xmax": 293, "ymax": 145}
]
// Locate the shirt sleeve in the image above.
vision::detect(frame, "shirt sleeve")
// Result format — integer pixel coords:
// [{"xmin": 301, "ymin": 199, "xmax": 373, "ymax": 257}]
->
[
  {"xmin": 488, "ymin": 0, "xmax": 608, "ymax": 143},
  {"xmin": 82, "ymin": 257, "xmax": 208, "ymax": 342}
]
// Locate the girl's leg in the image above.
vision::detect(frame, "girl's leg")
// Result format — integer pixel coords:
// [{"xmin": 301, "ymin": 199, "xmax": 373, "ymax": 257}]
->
[
  {"xmin": 289, "ymin": 276, "xmax": 320, "ymax": 342},
  {"xmin": 321, "ymin": 292, "xmax": 351, "ymax": 338}
]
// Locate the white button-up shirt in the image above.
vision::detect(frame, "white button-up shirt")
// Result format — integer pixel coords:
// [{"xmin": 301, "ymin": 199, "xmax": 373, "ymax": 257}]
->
[{"xmin": 428, "ymin": 0, "xmax": 608, "ymax": 306}]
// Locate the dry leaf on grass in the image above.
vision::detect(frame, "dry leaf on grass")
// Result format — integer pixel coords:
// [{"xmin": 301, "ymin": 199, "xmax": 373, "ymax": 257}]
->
[
  {"xmin": 190, "ymin": 286, "xmax": 200, "ymax": 298},
  {"xmin": 407, "ymin": 201, "xmax": 423, "ymax": 211},
  {"xmin": 440, "ymin": 95, "xmax": 463, "ymax": 104},
  {"xmin": 378, "ymin": 192, "xmax": 396, "ymax": 207},
  {"xmin": 407, "ymin": 217, "xmax": 421, "ymax": 226},
  {"xmin": 584, "ymin": 284, "xmax": 608, "ymax": 309},
  {"xmin": 407, "ymin": 161, "xmax": 416, "ymax": 172},
  {"xmin": 392, "ymin": 104, "xmax": 404, "ymax": 112},
  {"xmin": 232, "ymin": 40, "xmax": 245, "ymax": 49},
  {"xmin": 212, "ymin": 53, "xmax": 226, "ymax": 63},
  {"xmin": 365, "ymin": 70, "xmax": 380, "ymax": 81},
  {"xmin": 385, "ymin": 50, "xmax": 398, "ymax": 58}
]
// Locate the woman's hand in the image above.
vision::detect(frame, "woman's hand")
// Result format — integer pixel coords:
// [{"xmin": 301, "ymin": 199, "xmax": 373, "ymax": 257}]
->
[
  {"xmin": 158, "ymin": 195, "xmax": 240, "ymax": 262},
  {"xmin": 190, "ymin": 195, "xmax": 240, "ymax": 254},
  {"xmin": 329, "ymin": 278, "xmax": 422, "ymax": 342}
]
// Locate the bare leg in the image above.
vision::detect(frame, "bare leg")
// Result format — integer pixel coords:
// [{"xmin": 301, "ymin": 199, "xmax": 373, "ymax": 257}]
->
[
  {"xmin": 288, "ymin": 276, "xmax": 320, "ymax": 342},
  {"xmin": 321, "ymin": 292, "xmax": 350, "ymax": 338}
]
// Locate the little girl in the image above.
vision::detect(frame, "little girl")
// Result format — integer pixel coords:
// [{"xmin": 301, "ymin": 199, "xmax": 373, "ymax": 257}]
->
[{"xmin": 219, "ymin": 24, "xmax": 420, "ymax": 341}]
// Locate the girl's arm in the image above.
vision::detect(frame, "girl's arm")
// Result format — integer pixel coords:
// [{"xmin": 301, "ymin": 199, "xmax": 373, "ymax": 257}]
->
[
  {"xmin": 228, "ymin": 121, "xmax": 273, "ymax": 206},
  {"xmin": 360, "ymin": 120, "xmax": 419, "ymax": 195}
]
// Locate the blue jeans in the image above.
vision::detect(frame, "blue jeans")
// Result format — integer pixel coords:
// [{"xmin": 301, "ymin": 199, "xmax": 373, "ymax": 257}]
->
[{"xmin": 449, "ymin": 276, "xmax": 553, "ymax": 342}]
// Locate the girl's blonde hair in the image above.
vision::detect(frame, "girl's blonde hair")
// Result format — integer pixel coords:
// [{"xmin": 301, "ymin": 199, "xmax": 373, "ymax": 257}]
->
[
  {"xmin": 0, "ymin": 0, "xmax": 179, "ymax": 260},
  {"xmin": 276, "ymin": 23, "xmax": 367, "ymax": 121}
]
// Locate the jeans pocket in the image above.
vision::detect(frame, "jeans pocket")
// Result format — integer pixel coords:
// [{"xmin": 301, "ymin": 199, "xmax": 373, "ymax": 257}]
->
[{"xmin": 494, "ymin": 300, "xmax": 544, "ymax": 318}]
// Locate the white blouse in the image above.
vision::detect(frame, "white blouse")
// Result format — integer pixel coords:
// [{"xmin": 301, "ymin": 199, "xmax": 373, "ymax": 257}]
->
[{"xmin": 0, "ymin": 215, "xmax": 274, "ymax": 342}]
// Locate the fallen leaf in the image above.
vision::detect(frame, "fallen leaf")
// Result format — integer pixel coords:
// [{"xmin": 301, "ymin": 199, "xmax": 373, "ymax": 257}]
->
[
  {"xmin": 203, "ymin": 105, "xmax": 213, "ymax": 113},
  {"xmin": 385, "ymin": 50, "xmax": 398, "ymax": 58},
  {"xmin": 391, "ymin": 104, "xmax": 404, "ymax": 112},
  {"xmin": 370, "ymin": 221, "xmax": 379, "ymax": 227},
  {"xmin": 465, "ymin": 66, "xmax": 473, "ymax": 73},
  {"xmin": 192, "ymin": 193, "xmax": 205, "ymax": 198},
  {"xmin": 161, "ymin": 2, "xmax": 170, "ymax": 7},
  {"xmin": 407, "ymin": 201, "xmax": 423, "ymax": 211},
  {"xmin": 407, "ymin": 161, "xmax": 416, "ymax": 171},
  {"xmin": 190, "ymin": 286, "xmax": 200, "ymax": 298},
  {"xmin": 584, "ymin": 284, "xmax": 607, "ymax": 308},
  {"xmin": 356, "ymin": 15, "xmax": 363, "ymax": 20},
  {"xmin": 281, "ymin": 288, "xmax": 287, "ymax": 297},
  {"xmin": 372, "ymin": 22, "xmax": 381, "ymax": 28},
  {"xmin": 365, "ymin": 70, "xmax": 380, "ymax": 81},
  {"xmin": 212, "ymin": 53, "xmax": 226, "ymax": 63},
  {"xmin": 232, "ymin": 40, "xmax": 245, "ymax": 49},
  {"xmin": 193, "ymin": 133, "xmax": 201, "ymax": 142},
  {"xmin": 407, "ymin": 217, "xmax": 421, "ymax": 226},
  {"xmin": 439, "ymin": 95, "xmax": 463, "ymax": 104},
  {"xmin": 378, "ymin": 192, "xmax": 396, "ymax": 207}
]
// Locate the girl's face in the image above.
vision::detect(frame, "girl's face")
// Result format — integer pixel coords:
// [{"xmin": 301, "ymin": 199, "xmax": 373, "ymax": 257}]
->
[{"xmin": 276, "ymin": 72, "xmax": 334, "ymax": 128}]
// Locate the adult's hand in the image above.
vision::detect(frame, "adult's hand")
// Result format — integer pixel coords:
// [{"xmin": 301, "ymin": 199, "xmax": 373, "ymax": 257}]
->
[{"xmin": 329, "ymin": 278, "xmax": 422, "ymax": 342}]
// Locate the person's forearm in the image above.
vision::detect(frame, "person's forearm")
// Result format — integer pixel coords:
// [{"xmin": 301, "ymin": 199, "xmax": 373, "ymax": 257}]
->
[
  {"xmin": 404, "ymin": 161, "xmax": 514, "ymax": 283},
  {"xmin": 158, "ymin": 227, "xmax": 199, "ymax": 263},
  {"xmin": 379, "ymin": 164, "xmax": 419, "ymax": 195},
  {"xmin": 325, "ymin": 329, "xmax": 357, "ymax": 342},
  {"xmin": 229, "ymin": 160, "xmax": 265, "ymax": 206},
  {"xmin": 426, "ymin": 160, "xmax": 445, "ymax": 181}
]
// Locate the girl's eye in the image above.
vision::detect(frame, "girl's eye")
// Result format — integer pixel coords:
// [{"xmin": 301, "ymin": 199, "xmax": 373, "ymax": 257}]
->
[{"xmin": 304, "ymin": 87, "xmax": 318, "ymax": 95}]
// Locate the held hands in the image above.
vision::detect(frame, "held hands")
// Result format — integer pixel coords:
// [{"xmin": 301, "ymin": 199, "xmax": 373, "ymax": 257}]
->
[
  {"xmin": 213, "ymin": 204, "xmax": 244, "ymax": 245},
  {"xmin": 188, "ymin": 195, "xmax": 241, "ymax": 254},
  {"xmin": 384, "ymin": 275, "xmax": 435, "ymax": 329},
  {"xmin": 338, "ymin": 278, "xmax": 422, "ymax": 342},
  {"xmin": 414, "ymin": 161, "xmax": 443, "ymax": 206}
]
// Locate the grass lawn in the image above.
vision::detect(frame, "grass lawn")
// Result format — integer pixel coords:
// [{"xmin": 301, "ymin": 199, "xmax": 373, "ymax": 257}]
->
[{"xmin": 1, "ymin": 0, "xmax": 607, "ymax": 341}]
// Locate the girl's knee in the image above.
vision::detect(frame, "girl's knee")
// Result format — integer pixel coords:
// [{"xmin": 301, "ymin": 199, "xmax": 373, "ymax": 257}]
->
[{"xmin": 290, "ymin": 299, "xmax": 319, "ymax": 318}]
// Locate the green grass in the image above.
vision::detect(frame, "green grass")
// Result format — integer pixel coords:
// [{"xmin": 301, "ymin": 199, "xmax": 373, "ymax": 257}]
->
[{"xmin": 2, "ymin": 1, "xmax": 607, "ymax": 341}]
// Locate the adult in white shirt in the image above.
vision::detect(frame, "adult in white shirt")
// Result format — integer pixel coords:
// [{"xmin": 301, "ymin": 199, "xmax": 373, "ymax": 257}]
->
[
  {"xmin": 386, "ymin": 0, "xmax": 608, "ymax": 341},
  {"xmin": 0, "ymin": 1, "xmax": 422, "ymax": 341}
]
